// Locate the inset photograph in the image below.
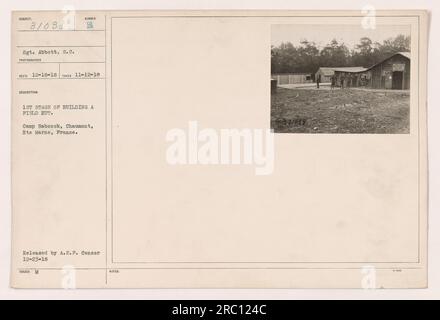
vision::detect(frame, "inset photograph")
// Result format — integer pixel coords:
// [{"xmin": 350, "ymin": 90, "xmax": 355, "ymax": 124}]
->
[{"xmin": 271, "ymin": 24, "xmax": 411, "ymax": 133}]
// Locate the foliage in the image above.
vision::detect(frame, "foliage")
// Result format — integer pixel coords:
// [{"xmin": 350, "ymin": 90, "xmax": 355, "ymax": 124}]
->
[{"xmin": 271, "ymin": 35, "xmax": 410, "ymax": 74}]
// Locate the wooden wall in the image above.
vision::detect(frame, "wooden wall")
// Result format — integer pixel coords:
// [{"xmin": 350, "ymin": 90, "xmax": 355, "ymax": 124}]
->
[{"xmin": 369, "ymin": 55, "xmax": 410, "ymax": 90}]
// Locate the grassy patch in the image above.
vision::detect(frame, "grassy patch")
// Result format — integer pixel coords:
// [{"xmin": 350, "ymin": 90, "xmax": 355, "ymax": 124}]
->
[{"xmin": 271, "ymin": 88, "xmax": 410, "ymax": 133}]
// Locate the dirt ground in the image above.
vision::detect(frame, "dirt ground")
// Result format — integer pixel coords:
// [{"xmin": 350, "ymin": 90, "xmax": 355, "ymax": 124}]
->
[{"xmin": 271, "ymin": 87, "xmax": 410, "ymax": 133}]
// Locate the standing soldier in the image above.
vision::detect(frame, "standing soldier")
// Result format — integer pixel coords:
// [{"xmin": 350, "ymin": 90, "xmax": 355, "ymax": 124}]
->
[{"xmin": 316, "ymin": 73, "xmax": 321, "ymax": 89}]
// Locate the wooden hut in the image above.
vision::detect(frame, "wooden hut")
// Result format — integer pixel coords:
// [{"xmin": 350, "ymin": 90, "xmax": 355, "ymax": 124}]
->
[
  {"xmin": 314, "ymin": 67, "xmax": 337, "ymax": 83},
  {"xmin": 272, "ymin": 73, "xmax": 313, "ymax": 85},
  {"xmin": 365, "ymin": 52, "xmax": 410, "ymax": 90},
  {"xmin": 333, "ymin": 52, "xmax": 411, "ymax": 90},
  {"xmin": 315, "ymin": 67, "xmax": 366, "ymax": 84},
  {"xmin": 333, "ymin": 67, "xmax": 368, "ymax": 87}
]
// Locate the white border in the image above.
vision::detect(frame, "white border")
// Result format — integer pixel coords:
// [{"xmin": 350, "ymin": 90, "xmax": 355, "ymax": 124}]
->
[{"xmin": 1, "ymin": 0, "xmax": 439, "ymax": 300}]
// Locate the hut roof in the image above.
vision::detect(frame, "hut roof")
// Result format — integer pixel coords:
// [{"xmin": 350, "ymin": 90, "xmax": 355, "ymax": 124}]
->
[
  {"xmin": 316, "ymin": 66, "xmax": 366, "ymax": 75},
  {"xmin": 365, "ymin": 51, "xmax": 411, "ymax": 71},
  {"xmin": 398, "ymin": 51, "xmax": 411, "ymax": 59},
  {"xmin": 316, "ymin": 52, "xmax": 410, "ymax": 75},
  {"xmin": 316, "ymin": 67, "xmax": 337, "ymax": 76},
  {"xmin": 333, "ymin": 67, "xmax": 368, "ymax": 73}
]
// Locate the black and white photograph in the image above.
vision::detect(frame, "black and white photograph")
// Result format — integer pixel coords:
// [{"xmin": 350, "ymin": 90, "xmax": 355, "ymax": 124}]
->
[
  {"xmin": 271, "ymin": 24, "xmax": 411, "ymax": 133},
  {"xmin": 1, "ymin": 0, "xmax": 438, "ymax": 301}
]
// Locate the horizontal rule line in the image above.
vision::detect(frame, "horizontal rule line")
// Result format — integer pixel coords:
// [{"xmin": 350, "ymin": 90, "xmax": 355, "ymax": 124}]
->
[
  {"xmin": 112, "ymin": 261, "xmax": 421, "ymax": 264},
  {"xmin": 110, "ymin": 15, "xmax": 420, "ymax": 19},
  {"xmin": 17, "ymin": 267, "xmax": 424, "ymax": 270},
  {"xmin": 17, "ymin": 45, "xmax": 105, "ymax": 48},
  {"xmin": 17, "ymin": 29, "xmax": 105, "ymax": 32},
  {"xmin": 17, "ymin": 61, "xmax": 105, "ymax": 64}
]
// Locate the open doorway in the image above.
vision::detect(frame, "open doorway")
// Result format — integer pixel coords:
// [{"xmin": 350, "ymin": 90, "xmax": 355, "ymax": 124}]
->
[{"xmin": 392, "ymin": 71, "xmax": 404, "ymax": 89}]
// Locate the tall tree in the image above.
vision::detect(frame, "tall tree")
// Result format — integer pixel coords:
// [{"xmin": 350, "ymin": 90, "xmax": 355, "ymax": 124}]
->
[
  {"xmin": 270, "ymin": 34, "xmax": 411, "ymax": 74},
  {"xmin": 320, "ymin": 39, "xmax": 350, "ymax": 67}
]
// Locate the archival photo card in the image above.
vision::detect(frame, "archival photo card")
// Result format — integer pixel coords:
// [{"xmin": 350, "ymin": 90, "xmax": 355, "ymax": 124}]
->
[
  {"xmin": 271, "ymin": 24, "xmax": 411, "ymax": 133},
  {"xmin": 10, "ymin": 10, "xmax": 428, "ymax": 289}
]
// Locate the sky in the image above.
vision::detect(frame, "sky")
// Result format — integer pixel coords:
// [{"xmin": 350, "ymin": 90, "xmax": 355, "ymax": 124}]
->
[{"xmin": 271, "ymin": 24, "xmax": 411, "ymax": 50}]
